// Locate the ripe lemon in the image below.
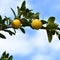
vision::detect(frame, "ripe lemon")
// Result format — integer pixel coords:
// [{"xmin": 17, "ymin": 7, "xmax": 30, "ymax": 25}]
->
[
  {"xmin": 31, "ymin": 19, "xmax": 42, "ymax": 30},
  {"xmin": 11, "ymin": 19, "xmax": 21, "ymax": 29}
]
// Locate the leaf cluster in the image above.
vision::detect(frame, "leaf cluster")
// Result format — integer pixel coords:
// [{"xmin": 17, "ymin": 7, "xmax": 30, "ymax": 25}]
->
[
  {"xmin": 0, "ymin": 0, "xmax": 60, "ymax": 43},
  {"xmin": 0, "ymin": 51, "xmax": 13, "ymax": 60}
]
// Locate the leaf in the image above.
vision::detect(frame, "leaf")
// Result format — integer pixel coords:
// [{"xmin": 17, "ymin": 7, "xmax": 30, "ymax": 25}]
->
[
  {"xmin": 32, "ymin": 12, "xmax": 39, "ymax": 19},
  {"xmin": 20, "ymin": 28, "xmax": 25, "ymax": 33},
  {"xmin": 56, "ymin": 30, "xmax": 60, "ymax": 40},
  {"xmin": 48, "ymin": 16, "xmax": 55, "ymax": 23},
  {"xmin": 17, "ymin": 6, "xmax": 22, "ymax": 18},
  {"xmin": 58, "ymin": 34, "xmax": 60, "ymax": 40},
  {"xmin": 2, "ymin": 51, "xmax": 6, "ymax": 57},
  {"xmin": 4, "ymin": 30, "xmax": 15, "ymax": 36},
  {"xmin": 24, "ymin": 9, "xmax": 33, "ymax": 18},
  {"xmin": 1, "ymin": 51, "xmax": 9, "ymax": 59},
  {"xmin": 3, "ymin": 16, "xmax": 10, "ymax": 25},
  {"xmin": 6, "ymin": 53, "xmax": 9, "ymax": 58},
  {"xmin": 11, "ymin": 8, "xmax": 16, "ymax": 18},
  {"xmin": 47, "ymin": 23, "xmax": 58, "ymax": 30},
  {"xmin": 21, "ymin": 18, "xmax": 29, "ymax": 26},
  {"xmin": 0, "ymin": 15, "xmax": 3, "ymax": 23},
  {"xmin": 51, "ymin": 30, "xmax": 55, "ymax": 35},
  {"xmin": 8, "ymin": 56, "xmax": 13, "ymax": 60},
  {"xmin": 2, "ymin": 24, "xmax": 7, "ymax": 30},
  {"xmin": 47, "ymin": 17, "xmax": 58, "ymax": 30},
  {"xmin": 14, "ymin": 29, "xmax": 16, "ymax": 34},
  {"xmin": 0, "ymin": 52, "xmax": 13, "ymax": 60},
  {"xmin": 26, "ymin": 8, "xmax": 32, "ymax": 13},
  {"xmin": 2, "ymin": 53, "xmax": 9, "ymax": 58},
  {"xmin": 22, "ymin": 11, "xmax": 27, "ymax": 18},
  {"xmin": 26, "ymin": 8, "xmax": 30, "ymax": 13},
  {"xmin": 41, "ymin": 20, "xmax": 47, "ymax": 24},
  {"xmin": 27, "ymin": 12, "xmax": 34, "ymax": 18},
  {"xmin": 0, "ymin": 33, "xmax": 6, "ymax": 39},
  {"xmin": 17, "ymin": 6, "xmax": 20, "ymax": 15},
  {"xmin": 3, "ymin": 17, "xmax": 8, "ymax": 23},
  {"xmin": 1, "ymin": 58, "xmax": 8, "ymax": 60},
  {"xmin": 46, "ymin": 30, "xmax": 52, "ymax": 42},
  {"xmin": 56, "ymin": 31, "xmax": 59, "ymax": 35},
  {"xmin": 20, "ymin": 0, "xmax": 26, "ymax": 11}
]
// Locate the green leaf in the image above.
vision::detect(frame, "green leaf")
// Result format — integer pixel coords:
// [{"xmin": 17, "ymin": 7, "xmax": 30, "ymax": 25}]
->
[
  {"xmin": 48, "ymin": 16, "xmax": 55, "ymax": 23},
  {"xmin": 22, "ymin": 11, "xmax": 26, "ymax": 17},
  {"xmin": 46, "ymin": 30, "xmax": 52, "ymax": 42},
  {"xmin": 20, "ymin": 28, "xmax": 25, "ymax": 33},
  {"xmin": 26, "ymin": 8, "xmax": 32, "ymax": 13},
  {"xmin": 17, "ymin": 6, "xmax": 20, "ymax": 15},
  {"xmin": 21, "ymin": 18, "xmax": 29, "ymax": 26},
  {"xmin": 11, "ymin": 8, "xmax": 16, "ymax": 18},
  {"xmin": 3, "ymin": 16, "xmax": 10, "ymax": 25},
  {"xmin": 47, "ymin": 16, "xmax": 58, "ymax": 30},
  {"xmin": 2, "ymin": 51, "xmax": 6, "ymax": 57},
  {"xmin": 8, "ymin": 56, "xmax": 13, "ymax": 60},
  {"xmin": 0, "ymin": 15, "xmax": 3, "ymax": 23},
  {"xmin": 24, "ymin": 9, "xmax": 33, "ymax": 19},
  {"xmin": 1, "ymin": 51, "xmax": 9, "ymax": 59},
  {"xmin": 56, "ymin": 31, "xmax": 59, "ymax": 35},
  {"xmin": 20, "ymin": 0, "xmax": 26, "ymax": 11},
  {"xmin": 32, "ymin": 12, "xmax": 39, "ymax": 19},
  {"xmin": 13, "ymin": 29, "xmax": 16, "ymax": 34},
  {"xmin": 0, "ymin": 24, "xmax": 6, "ymax": 30},
  {"xmin": 2, "ymin": 24, "xmax": 7, "ymax": 30},
  {"xmin": 51, "ymin": 30, "xmax": 55, "ymax": 35},
  {"xmin": 47, "ymin": 23, "xmax": 58, "ymax": 29},
  {"xmin": 2, "ymin": 53, "xmax": 9, "ymax": 58},
  {"xmin": 0, "ymin": 33, "xmax": 6, "ymax": 39},
  {"xmin": 26, "ymin": 8, "xmax": 30, "ymax": 13},
  {"xmin": 18, "ymin": 12, "xmax": 22, "ymax": 18},
  {"xmin": 58, "ymin": 34, "xmax": 60, "ymax": 40},
  {"xmin": 41, "ymin": 20, "xmax": 47, "ymax": 24},
  {"xmin": 17, "ymin": 6, "xmax": 22, "ymax": 18},
  {"xmin": 0, "ymin": 52, "xmax": 13, "ymax": 60},
  {"xmin": 27, "ymin": 12, "xmax": 34, "ymax": 19},
  {"xmin": 2, "ymin": 58, "xmax": 8, "ymax": 60},
  {"xmin": 4, "ymin": 30, "xmax": 15, "ymax": 36},
  {"xmin": 6, "ymin": 53, "xmax": 9, "ymax": 58},
  {"xmin": 56, "ymin": 31, "xmax": 60, "ymax": 40}
]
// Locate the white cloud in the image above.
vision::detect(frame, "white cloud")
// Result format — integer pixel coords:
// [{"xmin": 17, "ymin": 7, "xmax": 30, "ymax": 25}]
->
[
  {"xmin": 0, "ymin": 27, "xmax": 60, "ymax": 54},
  {"xmin": 0, "ymin": 27, "xmax": 60, "ymax": 60},
  {"xmin": 0, "ymin": 28, "xmax": 48, "ymax": 56},
  {"xmin": 0, "ymin": 29, "xmax": 33, "ymax": 56},
  {"xmin": 0, "ymin": 28, "xmax": 47, "ymax": 56}
]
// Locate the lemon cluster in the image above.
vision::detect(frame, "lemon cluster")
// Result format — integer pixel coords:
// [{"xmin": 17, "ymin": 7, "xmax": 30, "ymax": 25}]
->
[{"xmin": 11, "ymin": 19, "xmax": 42, "ymax": 29}]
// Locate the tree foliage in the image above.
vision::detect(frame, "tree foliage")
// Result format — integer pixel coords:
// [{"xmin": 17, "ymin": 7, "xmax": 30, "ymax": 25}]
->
[
  {"xmin": 0, "ymin": 51, "xmax": 13, "ymax": 60},
  {"xmin": 0, "ymin": 0, "xmax": 60, "ymax": 43}
]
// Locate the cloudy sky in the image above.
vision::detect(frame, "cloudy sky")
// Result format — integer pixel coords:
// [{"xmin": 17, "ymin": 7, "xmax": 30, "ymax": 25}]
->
[{"xmin": 0, "ymin": 0, "xmax": 60, "ymax": 60}]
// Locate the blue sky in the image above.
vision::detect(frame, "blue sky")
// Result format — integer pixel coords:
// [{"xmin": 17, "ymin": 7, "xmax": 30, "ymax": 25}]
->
[{"xmin": 0, "ymin": 0, "xmax": 60, "ymax": 60}]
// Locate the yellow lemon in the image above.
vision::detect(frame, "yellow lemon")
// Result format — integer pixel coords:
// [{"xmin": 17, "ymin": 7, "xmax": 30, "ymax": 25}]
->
[
  {"xmin": 31, "ymin": 19, "xmax": 42, "ymax": 30},
  {"xmin": 11, "ymin": 19, "xmax": 21, "ymax": 29}
]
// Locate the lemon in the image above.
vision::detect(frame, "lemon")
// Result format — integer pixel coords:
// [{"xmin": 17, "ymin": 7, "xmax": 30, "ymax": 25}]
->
[
  {"xmin": 31, "ymin": 19, "xmax": 42, "ymax": 30},
  {"xmin": 11, "ymin": 19, "xmax": 21, "ymax": 29}
]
